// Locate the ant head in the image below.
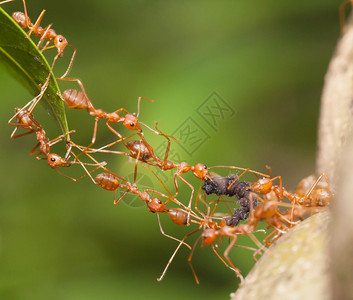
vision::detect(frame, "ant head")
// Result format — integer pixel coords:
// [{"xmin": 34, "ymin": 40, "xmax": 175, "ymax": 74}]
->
[
  {"xmin": 147, "ymin": 198, "xmax": 168, "ymax": 213},
  {"xmin": 192, "ymin": 163, "xmax": 209, "ymax": 180},
  {"xmin": 47, "ymin": 153, "xmax": 67, "ymax": 168},
  {"xmin": 54, "ymin": 35, "xmax": 68, "ymax": 55},
  {"xmin": 202, "ymin": 229, "xmax": 218, "ymax": 245},
  {"xmin": 123, "ymin": 113, "xmax": 140, "ymax": 130}
]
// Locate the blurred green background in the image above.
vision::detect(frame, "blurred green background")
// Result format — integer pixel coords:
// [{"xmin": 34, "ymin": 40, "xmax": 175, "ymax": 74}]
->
[{"xmin": 0, "ymin": 0, "xmax": 342, "ymax": 299}]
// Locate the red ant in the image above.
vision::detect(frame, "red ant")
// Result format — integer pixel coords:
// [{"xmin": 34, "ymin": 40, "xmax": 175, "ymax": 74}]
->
[
  {"xmin": 250, "ymin": 173, "xmax": 332, "ymax": 208},
  {"xmin": 4, "ymin": 0, "xmax": 76, "ymax": 115},
  {"xmin": 94, "ymin": 170, "xmax": 203, "ymax": 248},
  {"xmin": 110, "ymin": 123, "xmax": 212, "ymax": 221},
  {"xmin": 45, "ymin": 151, "xmax": 107, "ymax": 184},
  {"xmin": 198, "ymin": 221, "xmax": 268, "ymax": 284},
  {"xmin": 8, "ymin": 107, "xmax": 42, "ymax": 139},
  {"xmin": 60, "ymin": 84, "xmax": 165, "ymax": 160},
  {"xmin": 8, "ymin": 107, "xmax": 106, "ymax": 183},
  {"xmin": 295, "ymin": 174, "xmax": 332, "ymax": 207}
]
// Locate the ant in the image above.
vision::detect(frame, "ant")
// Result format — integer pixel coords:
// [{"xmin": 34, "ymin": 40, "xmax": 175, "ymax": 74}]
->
[
  {"xmin": 94, "ymin": 171, "xmax": 202, "ymax": 249},
  {"xmin": 111, "ymin": 123, "xmax": 212, "ymax": 221},
  {"xmin": 250, "ymin": 173, "xmax": 332, "ymax": 208},
  {"xmin": 60, "ymin": 84, "xmax": 166, "ymax": 161},
  {"xmin": 198, "ymin": 222, "xmax": 267, "ymax": 284},
  {"xmin": 39, "ymin": 136, "xmax": 108, "ymax": 184},
  {"xmin": 8, "ymin": 107, "xmax": 106, "ymax": 183},
  {"xmin": 45, "ymin": 151, "xmax": 107, "ymax": 184},
  {"xmin": 8, "ymin": 106, "xmax": 69, "ymax": 157},
  {"xmin": 8, "ymin": 107, "xmax": 42, "ymax": 139},
  {"xmin": 4, "ymin": 0, "xmax": 76, "ymax": 116},
  {"xmin": 295, "ymin": 174, "xmax": 332, "ymax": 207}
]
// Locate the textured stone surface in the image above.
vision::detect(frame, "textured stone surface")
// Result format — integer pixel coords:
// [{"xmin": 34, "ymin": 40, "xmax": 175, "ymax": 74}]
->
[
  {"xmin": 316, "ymin": 15, "xmax": 353, "ymax": 188},
  {"xmin": 231, "ymin": 211, "xmax": 330, "ymax": 300}
]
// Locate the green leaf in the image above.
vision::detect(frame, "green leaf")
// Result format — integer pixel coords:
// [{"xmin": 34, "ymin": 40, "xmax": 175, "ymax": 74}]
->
[{"xmin": 0, "ymin": 5, "xmax": 69, "ymax": 135}]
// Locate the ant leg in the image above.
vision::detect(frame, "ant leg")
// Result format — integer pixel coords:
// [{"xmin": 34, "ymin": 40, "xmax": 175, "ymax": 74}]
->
[
  {"xmin": 300, "ymin": 173, "xmax": 332, "ymax": 206},
  {"xmin": 53, "ymin": 161, "xmax": 104, "ymax": 183},
  {"xmin": 132, "ymin": 139, "xmax": 143, "ymax": 184},
  {"xmin": 74, "ymin": 117, "xmax": 100, "ymax": 160},
  {"xmin": 59, "ymin": 46, "xmax": 77, "ymax": 79},
  {"xmin": 68, "ymin": 152, "xmax": 106, "ymax": 184},
  {"xmin": 157, "ymin": 227, "xmax": 202, "ymax": 282},
  {"xmin": 268, "ymin": 176, "xmax": 284, "ymax": 200},
  {"xmin": 47, "ymin": 130, "xmax": 74, "ymax": 147},
  {"xmin": 174, "ymin": 173, "xmax": 195, "ymax": 223},
  {"xmin": 36, "ymin": 23, "xmax": 53, "ymax": 49},
  {"xmin": 114, "ymin": 190, "xmax": 129, "ymax": 205},
  {"xmin": 86, "ymin": 131, "xmax": 139, "ymax": 155},
  {"xmin": 263, "ymin": 229, "xmax": 278, "ymax": 246},
  {"xmin": 56, "ymin": 78, "xmax": 87, "ymax": 96},
  {"xmin": 29, "ymin": 141, "xmax": 41, "ymax": 156},
  {"xmin": 74, "ymin": 144, "xmax": 128, "ymax": 185},
  {"xmin": 28, "ymin": 50, "xmax": 63, "ymax": 113},
  {"xmin": 154, "ymin": 122, "xmax": 179, "ymax": 165},
  {"xmin": 253, "ymin": 243, "xmax": 267, "ymax": 262},
  {"xmin": 136, "ymin": 96, "xmax": 153, "ymax": 117},
  {"xmin": 9, "ymin": 126, "xmax": 36, "ymax": 139},
  {"xmin": 223, "ymin": 237, "xmax": 244, "ymax": 285},
  {"xmin": 37, "ymin": 29, "xmax": 49, "ymax": 50},
  {"xmin": 142, "ymin": 165, "xmax": 193, "ymax": 214},
  {"xmin": 0, "ymin": 0, "xmax": 14, "ymax": 5},
  {"xmin": 194, "ymin": 183, "xmax": 212, "ymax": 219},
  {"xmin": 156, "ymin": 213, "xmax": 192, "ymax": 250},
  {"xmin": 247, "ymin": 231, "xmax": 266, "ymax": 254},
  {"xmin": 210, "ymin": 244, "xmax": 233, "ymax": 270},
  {"xmin": 187, "ymin": 235, "xmax": 202, "ymax": 284},
  {"xmin": 27, "ymin": 9, "xmax": 46, "ymax": 39},
  {"xmin": 111, "ymin": 107, "xmax": 129, "ymax": 115},
  {"xmin": 210, "ymin": 166, "xmax": 270, "ymax": 179}
]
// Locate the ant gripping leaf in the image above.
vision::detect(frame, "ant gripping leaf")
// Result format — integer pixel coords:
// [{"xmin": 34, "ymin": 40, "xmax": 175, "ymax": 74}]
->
[{"xmin": 0, "ymin": 4, "xmax": 69, "ymax": 135}]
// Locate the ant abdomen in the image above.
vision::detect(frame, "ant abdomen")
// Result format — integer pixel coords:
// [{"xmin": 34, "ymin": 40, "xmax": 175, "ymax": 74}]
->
[
  {"xmin": 168, "ymin": 208, "xmax": 188, "ymax": 225},
  {"xmin": 126, "ymin": 140, "xmax": 150, "ymax": 161},
  {"xmin": 95, "ymin": 173, "xmax": 120, "ymax": 191},
  {"xmin": 12, "ymin": 11, "xmax": 29, "ymax": 28},
  {"xmin": 62, "ymin": 89, "xmax": 89, "ymax": 110}
]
